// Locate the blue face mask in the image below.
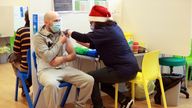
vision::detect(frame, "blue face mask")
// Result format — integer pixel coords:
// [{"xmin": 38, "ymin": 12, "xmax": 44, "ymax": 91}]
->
[{"xmin": 50, "ymin": 21, "xmax": 61, "ymax": 33}]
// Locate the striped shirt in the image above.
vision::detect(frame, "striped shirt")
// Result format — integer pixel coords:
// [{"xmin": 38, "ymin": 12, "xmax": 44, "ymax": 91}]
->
[{"xmin": 13, "ymin": 27, "xmax": 30, "ymax": 70}]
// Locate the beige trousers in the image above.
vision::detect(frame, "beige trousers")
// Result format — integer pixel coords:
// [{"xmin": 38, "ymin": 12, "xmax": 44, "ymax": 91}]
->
[{"xmin": 38, "ymin": 66, "xmax": 94, "ymax": 108}]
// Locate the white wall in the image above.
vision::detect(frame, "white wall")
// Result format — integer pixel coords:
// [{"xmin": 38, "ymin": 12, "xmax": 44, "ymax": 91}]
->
[
  {"xmin": 59, "ymin": 12, "xmax": 91, "ymax": 46},
  {"xmin": 108, "ymin": 0, "xmax": 123, "ymax": 27},
  {"xmin": 59, "ymin": 0, "xmax": 123, "ymax": 32},
  {"xmin": 60, "ymin": 0, "xmax": 123, "ymax": 46},
  {"xmin": 60, "ymin": 13, "xmax": 90, "ymax": 32},
  {"xmin": 190, "ymin": 0, "xmax": 192, "ymax": 56},
  {"xmin": 29, "ymin": 0, "xmax": 53, "ymax": 36},
  {"xmin": 0, "ymin": 0, "xmax": 28, "ymax": 6},
  {"xmin": 0, "ymin": 0, "xmax": 29, "ymax": 36},
  {"xmin": 121, "ymin": 0, "xmax": 191, "ymax": 56},
  {"xmin": 29, "ymin": 0, "xmax": 52, "ymax": 15},
  {"xmin": 0, "ymin": 6, "xmax": 14, "ymax": 36}
]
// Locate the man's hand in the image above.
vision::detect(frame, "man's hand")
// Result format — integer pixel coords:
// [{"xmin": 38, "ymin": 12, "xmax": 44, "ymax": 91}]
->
[
  {"xmin": 49, "ymin": 56, "xmax": 65, "ymax": 67},
  {"xmin": 59, "ymin": 35, "xmax": 67, "ymax": 44}
]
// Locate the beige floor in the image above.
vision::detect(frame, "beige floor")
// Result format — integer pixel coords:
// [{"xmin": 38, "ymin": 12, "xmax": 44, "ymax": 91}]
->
[{"xmin": 0, "ymin": 63, "xmax": 192, "ymax": 108}]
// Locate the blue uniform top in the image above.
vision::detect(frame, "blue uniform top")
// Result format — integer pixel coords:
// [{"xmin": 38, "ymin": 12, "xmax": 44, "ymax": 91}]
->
[{"xmin": 71, "ymin": 22, "xmax": 139, "ymax": 78}]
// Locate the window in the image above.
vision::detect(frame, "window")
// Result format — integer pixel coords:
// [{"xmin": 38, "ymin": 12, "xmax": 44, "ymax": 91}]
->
[{"xmin": 54, "ymin": 0, "xmax": 73, "ymax": 12}]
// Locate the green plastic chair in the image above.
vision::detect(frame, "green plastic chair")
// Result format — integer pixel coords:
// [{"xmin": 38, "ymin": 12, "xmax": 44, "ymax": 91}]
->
[
  {"xmin": 9, "ymin": 32, "xmax": 16, "ymax": 52},
  {"xmin": 185, "ymin": 39, "xmax": 192, "ymax": 81},
  {"xmin": 159, "ymin": 56, "xmax": 186, "ymax": 74},
  {"xmin": 186, "ymin": 57, "xmax": 192, "ymax": 81}
]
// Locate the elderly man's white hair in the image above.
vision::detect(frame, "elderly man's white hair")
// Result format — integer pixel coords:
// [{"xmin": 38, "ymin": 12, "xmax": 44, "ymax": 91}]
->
[{"xmin": 44, "ymin": 11, "xmax": 59, "ymax": 22}]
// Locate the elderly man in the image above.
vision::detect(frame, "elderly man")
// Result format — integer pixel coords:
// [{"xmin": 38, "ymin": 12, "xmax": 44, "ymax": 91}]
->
[{"xmin": 33, "ymin": 11, "xmax": 94, "ymax": 108}]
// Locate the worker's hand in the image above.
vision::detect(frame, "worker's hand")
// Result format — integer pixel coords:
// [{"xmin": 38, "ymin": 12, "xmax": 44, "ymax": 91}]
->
[
  {"xmin": 64, "ymin": 29, "xmax": 73, "ymax": 37},
  {"xmin": 63, "ymin": 29, "xmax": 70, "ymax": 37},
  {"xmin": 59, "ymin": 35, "xmax": 67, "ymax": 44},
  {"xmin": 49, "ymin": 56, "xmax": 65, "ymax": 67},
  {"xmin": 68, "ymin": 29, "xmax": 73, "ymax": 36}
]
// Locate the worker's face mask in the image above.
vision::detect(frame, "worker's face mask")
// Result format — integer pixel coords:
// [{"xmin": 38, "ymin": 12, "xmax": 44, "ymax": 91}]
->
[
  {"xmin": 90, "ymin": 22, "xmax": 95, "ymax": 30},
  {"xmin": 50, "ymin": 21, "xmax": 61, "ymax": 33}
]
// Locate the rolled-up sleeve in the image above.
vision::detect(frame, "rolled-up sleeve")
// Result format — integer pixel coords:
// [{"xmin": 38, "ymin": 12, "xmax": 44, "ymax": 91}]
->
[{"xmin": 33, "ymin": 35, "xmax": 62, "ymax": 63}]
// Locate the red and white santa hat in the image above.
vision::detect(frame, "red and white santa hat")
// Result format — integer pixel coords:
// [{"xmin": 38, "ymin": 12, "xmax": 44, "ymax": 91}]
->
[{"xmin": 89, "ymin": 5, "xmax": 111, "ymax": 22}]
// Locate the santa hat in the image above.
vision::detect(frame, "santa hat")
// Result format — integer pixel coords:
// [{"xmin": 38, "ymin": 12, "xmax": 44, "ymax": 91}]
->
[{"xmin": 89, "ymin": 5, "xmax": 111, "ymax": 22}]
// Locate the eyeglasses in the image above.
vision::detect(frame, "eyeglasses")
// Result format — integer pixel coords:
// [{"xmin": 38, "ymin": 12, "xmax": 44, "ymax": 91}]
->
[{"xmin": 53, "ymin": 19, "xmax": 61, "ymax": 22}]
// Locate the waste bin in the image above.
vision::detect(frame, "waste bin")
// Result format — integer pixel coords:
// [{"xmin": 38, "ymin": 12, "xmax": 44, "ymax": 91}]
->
[
  {"xmin": 154, "ymin": 73, "xmax": 184, "ymax": 106},
  {"xmin": 0, "ymin": 46, "xmax": 10, "ymax": 64},
  {"xmin": 0, "ymin": 52, "xmax": 9, "ymax": 63},
  {"xmin": 162, "ymin": 82, "xmax": 181, "ymax": 106}
]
